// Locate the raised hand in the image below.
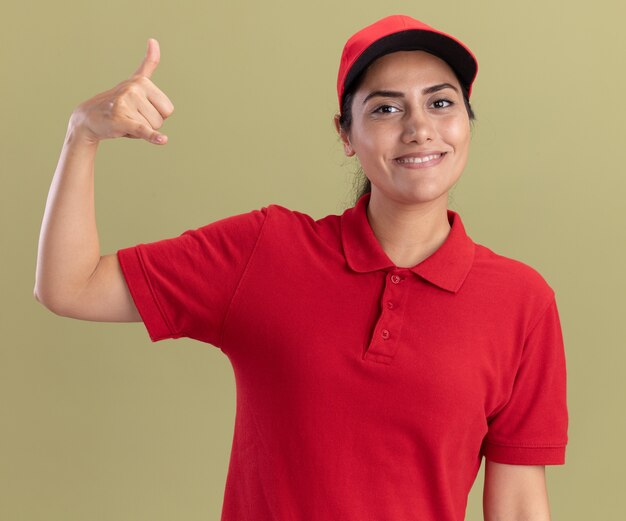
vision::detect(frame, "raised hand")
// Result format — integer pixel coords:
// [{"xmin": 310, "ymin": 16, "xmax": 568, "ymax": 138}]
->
[{"xmin": 70, "ymin": 38, "xmax": 175, "ymax": 145}]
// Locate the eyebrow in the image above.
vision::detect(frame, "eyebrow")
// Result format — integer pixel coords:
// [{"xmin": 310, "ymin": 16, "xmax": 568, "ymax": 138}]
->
[{"xmin": 362, "ymin": 83, "xmax": 459, "ymax": 104}]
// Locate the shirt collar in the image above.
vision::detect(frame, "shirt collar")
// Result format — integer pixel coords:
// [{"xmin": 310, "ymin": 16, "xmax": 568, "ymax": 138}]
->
[{"xmin": 340, "ymin": 192, "xmax": 475, "ymax": 293}]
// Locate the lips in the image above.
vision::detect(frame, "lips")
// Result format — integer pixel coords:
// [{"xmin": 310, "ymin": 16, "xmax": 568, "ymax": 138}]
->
[{"xmin": 394, "ymin": 152, "xmax": 447, "ymax": 165}]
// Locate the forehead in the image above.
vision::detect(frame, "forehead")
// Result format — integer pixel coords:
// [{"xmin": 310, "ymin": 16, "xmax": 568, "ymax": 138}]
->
[{"xmin": 358, "ymin": 50, "xmax": 459, "ymax": 89}]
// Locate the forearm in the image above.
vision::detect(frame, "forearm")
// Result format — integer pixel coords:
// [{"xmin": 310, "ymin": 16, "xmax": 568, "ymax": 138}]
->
[{"xmin": 34, "ymin": 117, "xmax": 101, "ymax": 311}]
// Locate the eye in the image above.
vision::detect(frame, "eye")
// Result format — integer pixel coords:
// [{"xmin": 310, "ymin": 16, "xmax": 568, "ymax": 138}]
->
[
  {"xmin": 373, "ymin": 104, "xmax": 401, "ymax": 114},
  {"xmin": 432, "ymin": 98, "xmax": 453, "ymax": 109}
]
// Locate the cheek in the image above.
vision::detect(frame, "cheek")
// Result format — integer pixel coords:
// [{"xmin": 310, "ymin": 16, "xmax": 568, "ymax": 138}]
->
[
  {"xmin": 351, "ymin": 122, "xmax": 386, "ymax": 157},
  {"xmin": 440, "ymin": 117, "xmax": 471, "ymax": 150}
]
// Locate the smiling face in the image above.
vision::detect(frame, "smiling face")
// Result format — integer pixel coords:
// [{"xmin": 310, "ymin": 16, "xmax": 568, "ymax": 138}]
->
[{"xmin": 336, "ymin": 50, "xmax": 471, "ymax": 209}]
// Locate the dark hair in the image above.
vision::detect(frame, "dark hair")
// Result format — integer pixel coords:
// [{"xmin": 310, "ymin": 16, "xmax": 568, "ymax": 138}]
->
[{"xmin": 338, "ymin": 60, "xmax": 476, "ymax": 205}]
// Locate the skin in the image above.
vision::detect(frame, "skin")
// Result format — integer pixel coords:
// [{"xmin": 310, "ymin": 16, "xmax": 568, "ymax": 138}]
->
[
  {"xmin": 334, "ymin": 50, "xmax": 471, "ymax": 268},
  {"xmin": 34, "ymin": 38, "xmax": 170, "ymax": 321},
  {"xmin": 335, "ymin": 50, "xmax": 552, "ymax": 520}
]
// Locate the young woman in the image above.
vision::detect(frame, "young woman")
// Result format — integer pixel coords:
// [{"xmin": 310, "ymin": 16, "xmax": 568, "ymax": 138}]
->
[{"xmin": 34, "ymin": 14, "xmax": 568, "ymax": 521}]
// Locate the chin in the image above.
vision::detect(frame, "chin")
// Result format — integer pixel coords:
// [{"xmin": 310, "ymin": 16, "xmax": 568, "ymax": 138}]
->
[
  {"xmin": 387, "ymin": 191, "xmax": 449, "ymax": 207},
  {"xmin": 397, "ymin": 184, "xmax": 452, "ymax": 204},
  {"xmin": 370, "ymin": 180, "xmax": 455, "ymax": 206}
]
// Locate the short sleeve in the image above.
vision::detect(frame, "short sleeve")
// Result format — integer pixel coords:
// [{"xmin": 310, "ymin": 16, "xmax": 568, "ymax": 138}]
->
[
  {"xmin": 481, "ymin": 296, "xmax": 569, "ymax": 465},
  {"xmin": 116, "ymin": 207, "xmax": 268, "ymax": 347}
]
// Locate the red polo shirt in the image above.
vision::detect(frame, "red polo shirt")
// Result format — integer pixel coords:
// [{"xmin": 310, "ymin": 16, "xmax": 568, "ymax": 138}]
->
[{"xmin": 117, "ymin": 192, "xmax": 568, "ymax": 521}]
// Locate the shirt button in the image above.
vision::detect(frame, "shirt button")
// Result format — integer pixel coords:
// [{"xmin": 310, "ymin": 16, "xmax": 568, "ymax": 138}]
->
[
  {"xmin": 391, "ymin": 274, "xmax": 402, "ymax": 284},
  {"xmin": 387, "ymin": 301, "xmax": 395, "ymax": 309},
  {"xmin": 381, "ymin": 329, "xmax": 390, "ymax": 340}
]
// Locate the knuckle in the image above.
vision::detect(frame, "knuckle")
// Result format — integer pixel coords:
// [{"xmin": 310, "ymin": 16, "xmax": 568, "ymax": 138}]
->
[
  {"xmin": 142, "ymin": 77, "xmax": 157, "ymax": 92},
  {"xmin": 118, "ymin": 80, "xmax": 142, "ymax": 98},
  {"xmin": 125, "ymin": 82, "xmax": 143, "ymax": 96},
  {"xmin": 136, "ymin": 75, "xmax": 152, "ymax": 86},
  {"xmin": 116, "ymin": 79, "xmax": 133, "ymax": 92},
  {"xmin": 108, "ymin": 98, "xmax": 126, "ymax": 118}
]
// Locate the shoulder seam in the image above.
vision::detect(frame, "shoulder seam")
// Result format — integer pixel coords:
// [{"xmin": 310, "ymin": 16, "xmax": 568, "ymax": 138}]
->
[
  {"xmin": 218, "ymin": 206, "xmax": 271, "ymax": 347},
  {"xmin": 524, "ymin": 290, "xmax": 556, "ymax": 342}
]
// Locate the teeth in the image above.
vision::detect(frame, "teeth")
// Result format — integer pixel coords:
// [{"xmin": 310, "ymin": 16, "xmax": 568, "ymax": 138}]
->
[{"xmin": 396, "ymin": 154, "xmax": 441, "ymax": 164}]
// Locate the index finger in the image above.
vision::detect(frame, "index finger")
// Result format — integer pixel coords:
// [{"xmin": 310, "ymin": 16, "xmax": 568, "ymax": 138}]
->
[{"xmin": 132, "ymin": 38, "xmax": 160, "ymax": 79}]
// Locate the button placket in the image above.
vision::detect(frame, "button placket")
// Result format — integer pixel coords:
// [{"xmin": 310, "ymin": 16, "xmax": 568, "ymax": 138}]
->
[{"xmin": 364, "ymin": 270, "xmax": 410, "ymax": 364}]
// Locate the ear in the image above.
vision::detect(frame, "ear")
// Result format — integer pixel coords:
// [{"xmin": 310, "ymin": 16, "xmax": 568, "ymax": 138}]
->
[{"xmin": 333, "ymin": 114, "xmax": 355, "ymax": 157}]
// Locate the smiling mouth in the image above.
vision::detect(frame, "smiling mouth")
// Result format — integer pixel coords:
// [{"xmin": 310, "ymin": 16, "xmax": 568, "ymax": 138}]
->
[{"xmin": 395, "ymin": 153, "xmax": 446, "ymax": 164}]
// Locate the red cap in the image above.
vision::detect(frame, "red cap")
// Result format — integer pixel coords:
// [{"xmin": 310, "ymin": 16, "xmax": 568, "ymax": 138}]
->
[{"xmin": 337, "ymin": 15, "xmax": 478, "ymax": 113}]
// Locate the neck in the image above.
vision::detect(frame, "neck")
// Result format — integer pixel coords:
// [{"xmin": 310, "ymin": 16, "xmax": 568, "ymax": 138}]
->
[{"xmin": 366, "ymin": 190, "xmax": 451, "ymax": 268}]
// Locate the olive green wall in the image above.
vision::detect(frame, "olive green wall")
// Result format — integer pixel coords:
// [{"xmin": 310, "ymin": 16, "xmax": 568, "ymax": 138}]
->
[{"xmin": 2, "ymin": 0, "xmax": 623, "ymax": 519}]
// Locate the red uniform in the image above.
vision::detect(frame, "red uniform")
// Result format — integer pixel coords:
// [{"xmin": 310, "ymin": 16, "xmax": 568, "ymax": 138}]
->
[{"xmin": 117, "ymin": 192, "xmax": 568, "ymax": 520}]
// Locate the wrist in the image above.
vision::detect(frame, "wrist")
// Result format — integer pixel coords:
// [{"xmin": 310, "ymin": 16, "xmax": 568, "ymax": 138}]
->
[{"xmin": 66, "ymin": 112, "xmax": 100, "ymax": 148}]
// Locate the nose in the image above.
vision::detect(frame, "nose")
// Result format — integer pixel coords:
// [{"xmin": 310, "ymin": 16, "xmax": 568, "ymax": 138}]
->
[{"xmin": 401, "ymin": 107, "xmax": 434, "ymax": 144}]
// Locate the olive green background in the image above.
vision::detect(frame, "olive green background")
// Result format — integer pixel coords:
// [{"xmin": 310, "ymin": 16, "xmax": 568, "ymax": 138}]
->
[{"xmin": 2, "ymin": 0, "xmax": 623, "ymax": 519}]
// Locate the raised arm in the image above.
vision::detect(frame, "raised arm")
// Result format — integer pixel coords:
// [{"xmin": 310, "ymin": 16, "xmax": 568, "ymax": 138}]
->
[{"xmin": 34, "ymin": 38, "xmax": 174, "ymax": 322}]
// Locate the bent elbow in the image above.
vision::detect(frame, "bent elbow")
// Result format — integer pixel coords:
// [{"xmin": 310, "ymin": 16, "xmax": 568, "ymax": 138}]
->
[
  {"xmin": 33, "ymin": 284, "xmax": 48, "ymax": 308},
  {"xmin": 33, "ymin": 285, "xmax": 68, "ymax": 316}
]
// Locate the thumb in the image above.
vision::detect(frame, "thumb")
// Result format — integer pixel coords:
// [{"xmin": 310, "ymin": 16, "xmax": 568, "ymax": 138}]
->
[{"xmin": 132, "ymin": 38, "xmax": 160, "ymax": 78}]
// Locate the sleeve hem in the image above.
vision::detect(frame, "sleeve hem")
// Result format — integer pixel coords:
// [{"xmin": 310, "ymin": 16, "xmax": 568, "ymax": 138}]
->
[
  {"xmin": 482, "ymin": 440, "xmax": 566, "ymax": 465},
  {"xmin": 117, "ymin": 246, "xmax": 176, "ymax": 342}
]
